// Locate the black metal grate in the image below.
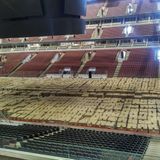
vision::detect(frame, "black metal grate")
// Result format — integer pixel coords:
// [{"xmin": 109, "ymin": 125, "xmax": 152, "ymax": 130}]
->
[{"xmin": 20, "ymin": 128, "xmax": 150, "ymax": 160}]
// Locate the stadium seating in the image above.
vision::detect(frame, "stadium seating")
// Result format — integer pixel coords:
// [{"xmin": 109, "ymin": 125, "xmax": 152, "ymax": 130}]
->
[
  {"xmin": 0, "ymin": 123, "xmax": 149, "ymax": 160},
  {"xmin": 42, "ymin": 35, "xmax": 66, "ymax": 42},
  {"xmin": 68, "ymin": 29, "xmax": 94, "ymax": 41},
  {"xmin": 101, "ymin": 27, "xmax": 123, "ymax": 38},
  {"xmin": 86, "ymin": 0, "xmax": 160, "ymax": 19},
  {"xmin": 0, "ymin": 124, "xmax": 59, "ymax": 141},
  {"xmin": 119, "ymin": 48, "xmax": 158, "ymax": 77},
  {"xmin": 106, "ymin": 0, "xmax": 131, "ymax": 17},
  {"xmin": 138, "ymin": 0, "xmax": 159, "ymax": 14},
  {"xmin": 81, "ymin": 50, "xmax": 118, "ymax": 77},
  {"xmin": 13, "ymin": 52, "xmax": 55, "ymax": 77},
  {"xmin": 1, "ymin": 38, "xmax": 22, "ymax": 43},
  {"xmin": 18, "ymin": 128, "xmax": 149, "ymax": 159},
  {"xmin": 26, "ymin": 37, "xmax": 41, "ymax": 43},
  {"xmin": 86, "ymin": 1, "xmax": 105, "ymax": 18},
  {"xmin": 133, "ymin": 24, "xmax": 160, "ymax": 37},
  {"xmin": 47, "ymin": 51, "xmax": 85, "ymax": 75},
  {"xmin": 36, "ymin": 29, "xmax": 94, "ymax": 43},
  {"xmin": 0, "ymin": 77, "xmax": 160, "ymax": 133},
  {"xmin": 101, "ymin": 24, "xmax": 159, "ymax": 39},
  {"xmin": 0, "ymin": 53, "xmax": 29, "ymax": 76},
  {"xmin": 0, "ymin": 23, "xmax": 159, "ymax": 44},
  {"xmin": 0, "ymin": 48, "xmax": 158, "ymax": 78},
  {"xmin": 0, "ymin": 1, "xmax": 160, "ymax": 159}
]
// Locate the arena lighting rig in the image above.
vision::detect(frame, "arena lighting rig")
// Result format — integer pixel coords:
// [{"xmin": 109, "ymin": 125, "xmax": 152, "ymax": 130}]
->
[{"xmin": 0, "ymin": 0, "xmax": 86, "ymax": 38}]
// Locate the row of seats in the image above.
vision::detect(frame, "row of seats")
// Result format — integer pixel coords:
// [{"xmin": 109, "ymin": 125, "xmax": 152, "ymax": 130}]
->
[
  {"xmin": 0, "ymin": 48, "xmax": 158, "ymax": 78},
  {"xmin": 1, "ymin": 23, "xmax": 159, "ymax": 43},
  {"xmin": 0, "ymin": 78, "xmax": 160, "ymax": 133},
  {"xmin": 101, "ymin": 24, "xmax": 160, "ymax": 39},
  {"xmin": 81, "ymin": 50, "xmax": 118, "ymax": 77},
  {"xmin": 0, "ymin": 29, "xmax": 94, "ymax": 43},
  {"xmin": 86, "ymin": 0, "xmax": 159, "ymax": 18},
  {"xmin": 0, "ymin": 53, "xmax": 29, "ymax": 76},
  {"xmin": 5, "ymin": 96, "xmax": 160, "ymax": 132},
  {"xmin": 0, "ymin": 77, "xmax": 159, "ymax": 92},
  {"xmin": 47, "ymin": 51, "xmax": 85, "ymax": 75},
  {"xmin": 13, "ymin": 52, "xmax": 55, "ymax": 77},
  {"xmin": 119, "ymin": 48, "xmax": 159, "ymax": 78},
  {"xmin": 0, "ymin": 124, "xmax": 59, "ymax": 141},
  {"xmin": 18, "ymin": 128, "xmax": 149, "ymax": 160}
]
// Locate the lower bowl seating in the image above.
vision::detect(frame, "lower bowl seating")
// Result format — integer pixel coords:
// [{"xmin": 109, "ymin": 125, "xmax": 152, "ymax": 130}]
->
[{"xmin": 18, "ymin": 128, "xmax": 150, "ymax": 160}]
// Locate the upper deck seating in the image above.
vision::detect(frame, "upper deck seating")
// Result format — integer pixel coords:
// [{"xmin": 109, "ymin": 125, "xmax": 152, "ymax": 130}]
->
[
  {"xmin": 106, "ymin": 0, "xmax": 131, "ymax": 17},
  {"xmin": 1, "ymin": 23, "xmax": 159, "ymax": 43},
  {"xmin": 131, "ymin": 24, "xmax": 159, "ymax": 37},
  {"xmin": 1, "ymin": 38, "xmax": 22, "ymax": 44},
  {"xmin": 137, "ymin": 0, "xmax": 159, "ymax": 14},
  {"xmin": 26, "ymin": 37, "xmax": 41, "ymax": 43},
  {"xmin": 68, "ymin": 29, "xmax": 94, "ymax": 41},
  {"xmin": 42, "ymin": 35, "xmax": 66, "ymax": 42},
  {"xmin": 86, "ymin": 0, "xmax": 160, "ymax": 19},
  {"xmin": 101, "ymin": 27, "xmax": 123, "ymax": 38},
  {"xmin": 101, "ymin": 24, "xmax": 159, "ymax": 39},
  {"xmin": 86, "ymin": 0, "xmax": 105, "ymax": 19}
]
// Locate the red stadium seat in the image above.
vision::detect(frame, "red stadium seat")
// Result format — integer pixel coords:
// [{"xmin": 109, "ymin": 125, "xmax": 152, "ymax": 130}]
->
[
  {"xmin": 119, "ymin": 48, "xmax": 158, "ymax": 78},
  {"xmin": 14, "ymin": 52, "xmax": 55, "ymax": 77},
  {"xmin": 81, "ymin": 50, "xmax": 118, "ymax": 77},
  {"xmin": 47, "ymin": 51, "xmax": 85, "ymax": 75},
  {"xmin": 0, "ymin": 53, "xmax": 29, "ymax": 76}
]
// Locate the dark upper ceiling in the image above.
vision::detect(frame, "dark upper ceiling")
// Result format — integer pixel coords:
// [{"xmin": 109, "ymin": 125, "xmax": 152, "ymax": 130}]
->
[{"xmin": 0, "ymin": 0, "xmax": 86, "ymax": 38}]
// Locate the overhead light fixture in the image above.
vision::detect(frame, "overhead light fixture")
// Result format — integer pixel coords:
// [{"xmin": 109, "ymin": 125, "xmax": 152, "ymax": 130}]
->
[{"xmin": 123, "ymin": 25, "xmax": 134, "ymax": 36}]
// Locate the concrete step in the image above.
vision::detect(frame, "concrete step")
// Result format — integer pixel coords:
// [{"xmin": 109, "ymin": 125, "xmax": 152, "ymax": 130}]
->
[
  {"xmin": 113, "ymin": 62, "xmax": 123, "ymax": 77},
  {"xmin": 76, "ymin": 52, "xmax": 96, "ymax": 76},
  {"xmin": 40, "ymin": 53, "xmax": 64, "ymax": 77}
]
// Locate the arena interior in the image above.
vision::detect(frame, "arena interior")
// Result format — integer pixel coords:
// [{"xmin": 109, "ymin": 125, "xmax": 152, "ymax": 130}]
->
[{"xmin": 0, "ymin": 0, "xmax": 160, "ymax": 160}]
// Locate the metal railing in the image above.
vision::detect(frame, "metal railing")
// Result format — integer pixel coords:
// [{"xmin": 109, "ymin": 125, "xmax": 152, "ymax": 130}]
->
[{"xmin": 0, "ymin": 37, "xmax": 159, "ymax": 54}]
